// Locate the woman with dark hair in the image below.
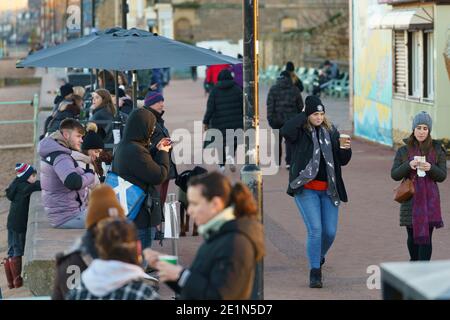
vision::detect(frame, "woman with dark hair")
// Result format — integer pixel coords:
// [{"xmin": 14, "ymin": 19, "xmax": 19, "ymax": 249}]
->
[
  {"xmin": 285, "ymin": 61, "xmax": 304, "ymax": 93},
  {"xmin": 281, "ymin": 95, "xmax": 352, "ymax": 288},
  {"xmin": 144, "ymin": 171, "xmax": 265, "ymax": 300},
  {"xmin": 97, "ymin": 70, "xmax": 115, "ymax": 90},
  {"xmin": 391, "ymin": 111, "xmax": 447, "ymax": 261},
  {"xmin": 89, "ymin": 89, "xmax": 116, "ymax": 146},
  {"xmin": 66, "ymin": 217, "xmax": 159, "ymax": 300},
  {"xmin": 203, "ymin": 69, "xmax": 243, "ymax": 172}
]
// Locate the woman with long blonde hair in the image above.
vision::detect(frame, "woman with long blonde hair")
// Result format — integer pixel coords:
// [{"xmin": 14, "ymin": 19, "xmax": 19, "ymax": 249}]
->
[{"xmin": 281, "ymin": 95, "xmax": 352, "ymax": 288}]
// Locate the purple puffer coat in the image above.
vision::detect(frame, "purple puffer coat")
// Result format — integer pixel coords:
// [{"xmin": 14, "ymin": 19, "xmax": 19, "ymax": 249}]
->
[{"xmin": 38, "ymin": 132, "xmax": 95, "ymax": 227}]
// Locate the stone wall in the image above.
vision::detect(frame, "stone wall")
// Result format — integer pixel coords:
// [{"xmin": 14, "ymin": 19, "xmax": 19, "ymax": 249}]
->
[
  {"xmin": 171, "ymin": 0, "xmax": 349, "ymax": 68},
  {"xmin": 261, "ymin": 11, "xmax": 349, "ymax": 70}
]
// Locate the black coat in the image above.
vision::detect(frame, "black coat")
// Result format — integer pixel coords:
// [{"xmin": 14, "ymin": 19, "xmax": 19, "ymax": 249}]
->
[
  {"xmin": 47, "ymin": 104, "xmax": 81, "ymax": 134},
  {"xmin": 203, "ymin": 80, "xmax": 243, "ymax": 131},
  {"xmin": 280, "ymin": 113, "xmax": 352, "ymax": 201},
  {"xmin": 90, "ymin": 106, "xmax": 114, "ymax": 145},
  {"xmin": 147, "ymin": 108, "xmax": 178, "ymax": 180},
  {"xmin": 170, "ymin": 216, "xmax": 265, "ymax": 300},
  {"xmin": 112, "ymin": 108, "xmax": 170, "ymax": 228},
  {"xmin": 6, "ymin": 178, "xmax": 41, "ymax": 233},
  {"xmin": 267, "ymin": 77, "xmax": 303, "ymax": 129}
]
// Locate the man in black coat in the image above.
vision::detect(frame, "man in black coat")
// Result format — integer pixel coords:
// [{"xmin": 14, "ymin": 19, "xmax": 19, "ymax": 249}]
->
[
  {"xmin": 267, "ymin": 71, "xmax": 303, "ymax": 168},
  {"xmin": 112, "ymin": 108, "xmax": 171, "ymax": 249},
  {"xmin": 144, "ymin": 91, "xmax": 178, "ymax": 207},
  {"xmin": 203, "ymin": 69, "xmax": 243, "ymax": 172}
]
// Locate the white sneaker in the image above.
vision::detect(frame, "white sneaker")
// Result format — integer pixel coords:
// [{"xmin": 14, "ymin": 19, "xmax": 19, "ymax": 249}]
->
[
  {"xmin": 219, "ymin": 165, "xmax": 226, "ymax": 173},
  {"xmin": 285, "ymin": 164, "xmax": 290, "ymax": 170},
  {"xmin": 226, "ymin": 155, "xmax": 236, "ymax": 172}
]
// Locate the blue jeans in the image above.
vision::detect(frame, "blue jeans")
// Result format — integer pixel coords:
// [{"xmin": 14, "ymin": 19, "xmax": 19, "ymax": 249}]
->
[
  {"xmin": 56, "ymin": 210, "xmax": 87, "ymax": 229},
  {"xmin": 8, "ymin": 229, "xmax": 26, "ymax": 257},
  {"xmin": 294, "ymin": 189, "xmax": 339, "ymax": 269}
]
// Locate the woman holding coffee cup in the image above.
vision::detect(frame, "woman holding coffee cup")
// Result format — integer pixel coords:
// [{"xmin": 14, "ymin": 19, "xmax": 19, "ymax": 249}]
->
[
  {"xmin": 280, "ymin": 95, "xmax": 352, "ymax": 288},
  {"xmin": 391, "ymin": 111, "xmax": 447, "ymax": 261},
  {"xmin": 143, "ymin": 172, "xmax": 265, "ymax": 300}
]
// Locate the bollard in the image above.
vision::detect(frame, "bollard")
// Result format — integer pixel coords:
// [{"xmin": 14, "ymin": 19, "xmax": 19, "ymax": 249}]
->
[{"xmin": 164, "ymin": 193, "xmax": 180, "ymax": 259}]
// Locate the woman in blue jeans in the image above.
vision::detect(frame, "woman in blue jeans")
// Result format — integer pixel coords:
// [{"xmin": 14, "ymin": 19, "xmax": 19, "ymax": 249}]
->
[{"xmin": 281, "ymin": 95, "xmax": 352, "ymax": 288}]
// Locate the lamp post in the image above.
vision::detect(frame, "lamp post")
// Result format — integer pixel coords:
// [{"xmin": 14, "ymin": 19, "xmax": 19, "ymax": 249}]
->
[{"xmin": 241, "ymin": 0, "xmax": 263, "ymax": 300}]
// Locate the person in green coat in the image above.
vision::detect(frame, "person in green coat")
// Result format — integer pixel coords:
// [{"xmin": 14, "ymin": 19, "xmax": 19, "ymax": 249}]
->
[{"xmin": 391, "ymin": 112, "xmax": 447, "ymax": 261}]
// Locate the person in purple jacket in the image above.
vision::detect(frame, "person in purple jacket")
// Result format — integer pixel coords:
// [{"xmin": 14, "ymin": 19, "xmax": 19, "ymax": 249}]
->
[
  {"xmin": 229, "ymin": 54, "xmax": 243, "ymax": 89},
  {"xmin": 39, "ymin": 118, "xmax": 96, "ymax": 229}
]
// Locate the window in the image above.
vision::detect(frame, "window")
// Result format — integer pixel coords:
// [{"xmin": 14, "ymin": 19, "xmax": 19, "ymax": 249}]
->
[{"xmin": 394, "ymin": 29, "xmax": 434, "ymax": 102}]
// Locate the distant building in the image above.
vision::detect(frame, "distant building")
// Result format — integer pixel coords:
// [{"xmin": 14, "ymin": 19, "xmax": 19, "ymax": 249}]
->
[{"xmin": 351, "ymin": 0, "xmax": 450, "ymax": 146}]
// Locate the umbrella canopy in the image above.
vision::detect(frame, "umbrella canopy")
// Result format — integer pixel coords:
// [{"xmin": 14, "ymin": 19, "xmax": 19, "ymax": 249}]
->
[{"xmin": 17, "ymin": 27, "xmax": 240, "ymax": 70}]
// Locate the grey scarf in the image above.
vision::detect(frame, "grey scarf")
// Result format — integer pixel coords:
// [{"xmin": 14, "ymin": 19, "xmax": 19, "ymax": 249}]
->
[{"xmin": 290, "ymin": 126, "xmax": 340, "ymax": 207}]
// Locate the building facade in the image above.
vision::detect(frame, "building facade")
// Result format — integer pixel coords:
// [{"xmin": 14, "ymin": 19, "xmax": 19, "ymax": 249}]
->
[{"xmin": 351, "ymin": 0, "xmax": 450, "ymax": 146}]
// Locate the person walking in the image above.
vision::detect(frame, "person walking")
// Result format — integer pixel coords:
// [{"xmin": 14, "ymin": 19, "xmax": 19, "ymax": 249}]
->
[
  {"xmin": 281, "ymin": 95, "xmax": 352, "ymax": 288},
  {"xmin": 203, "ymin": 69, "xmax": 243, "ymax": 172},
  {"xmin": 144, "ymin": 172, "xmax": 264, "ymax": 300},
  {"xmin": 267, "ymin": 70, "xmax": 304, "ymax": 169},
  {"xmin": 3, "ymin": 164, "xmax": 41, "ymax": 289},
  {"xmin": 391, "ymin": 112, "xmax": 447, "ymax": 261},
  {"xmin": 52, "ymin": 185, "xmax": 126, "ymax": 300},
  {"xmin": 112, "ymin": 108, "xmax": 171, "ymax": 250},
  {"xmin": 66, "ymin": 218, "xmax": 159, "ymax": 300},
  {"xmin": 39, "ymin": 119, "xmax": 96, "ymax": 229},
  {"xmin": 143, "ymin": 91, "xmax": 178, "ymax": 208}
]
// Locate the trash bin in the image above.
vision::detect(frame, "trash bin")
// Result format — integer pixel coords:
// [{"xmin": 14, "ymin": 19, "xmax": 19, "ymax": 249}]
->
[{"xmin": 380, "ymin": 260, "xmax": 450, "ymax": 300}]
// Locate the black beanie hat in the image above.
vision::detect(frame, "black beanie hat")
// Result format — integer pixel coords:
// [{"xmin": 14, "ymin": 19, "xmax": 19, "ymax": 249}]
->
[
  {"xmin": 82, "ymin": 123, "xmax": 105, "ymax": 150},
  {"xmin": 60, "ymin": 83, "xmax": 74, "ymax": 98},
  {"xmin": 304, "ymin": 95, "xmax": 325, "ymax": 117},
  {"xmin": 286, "ymin": 61, "xmax": 295, "ymax": 72}
]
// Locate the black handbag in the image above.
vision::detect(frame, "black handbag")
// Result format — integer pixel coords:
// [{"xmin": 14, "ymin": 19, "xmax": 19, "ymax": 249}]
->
[{"xmin": 144, "ymin": 186, "xmax": 163, "ymax": 226}]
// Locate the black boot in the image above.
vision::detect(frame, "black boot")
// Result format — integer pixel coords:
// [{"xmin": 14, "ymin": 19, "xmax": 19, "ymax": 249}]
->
[
  {"xmin": 320, "ymin": 257, "xmax": 325, "ymax": 268},
  {"xmin": 309, "ymin": 268, "xmax": 323, "ymax": 288}
]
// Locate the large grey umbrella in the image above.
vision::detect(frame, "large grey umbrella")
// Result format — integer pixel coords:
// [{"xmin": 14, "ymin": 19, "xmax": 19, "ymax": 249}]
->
[{"xmin": 17, "ymin": 27, "xmax": 240, "ymax": 70}]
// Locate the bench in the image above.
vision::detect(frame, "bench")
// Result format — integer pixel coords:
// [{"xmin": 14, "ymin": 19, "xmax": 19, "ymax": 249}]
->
[{"xmin": 23, "ymin": 111, "xmax": 84, "ymax": 296}]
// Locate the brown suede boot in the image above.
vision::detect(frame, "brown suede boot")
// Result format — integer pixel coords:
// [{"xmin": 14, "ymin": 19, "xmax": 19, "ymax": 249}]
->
[
  {"xmin": 10, "ymin": 256, "xmax": 23, "ymax": 288},
  {"xmin": 2, "ymin": 257, "xmax": 14, "ymax": 289}
]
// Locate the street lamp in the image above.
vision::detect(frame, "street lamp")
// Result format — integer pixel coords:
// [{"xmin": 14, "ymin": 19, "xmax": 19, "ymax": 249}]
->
[{"xmin": 241, "ymin": 0, "xmax": 263, "ymax": 300}]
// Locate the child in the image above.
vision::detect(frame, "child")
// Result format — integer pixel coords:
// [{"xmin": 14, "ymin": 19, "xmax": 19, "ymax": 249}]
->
[{"xmin": 3, "ymin": 163, "xmax": 41, "ymax": 289}]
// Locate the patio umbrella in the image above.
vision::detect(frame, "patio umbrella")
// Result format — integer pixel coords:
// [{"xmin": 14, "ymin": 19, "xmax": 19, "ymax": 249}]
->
[
  {"xmin": 17, "ymin": 27, "xmax": 240, "ymax": 70},
  {"xmin": 18, "ymin": 27, "xmax": 240, "ymax": 143}
]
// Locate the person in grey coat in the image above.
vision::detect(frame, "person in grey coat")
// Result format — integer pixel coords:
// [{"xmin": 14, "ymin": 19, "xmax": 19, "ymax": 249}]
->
[{"xmin": 391, "ymin": 112, "xmax": 447, "ymax": 261}]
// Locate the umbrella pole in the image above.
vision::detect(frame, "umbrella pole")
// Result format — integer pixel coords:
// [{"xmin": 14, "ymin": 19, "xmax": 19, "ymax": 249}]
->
[
  {"xmin": 114, "ymin": 70, "xmax": 120, "ymax": 116},
  {"xmin": 132, "ymin": 70, "xmax": 138, "ymax": 109}
]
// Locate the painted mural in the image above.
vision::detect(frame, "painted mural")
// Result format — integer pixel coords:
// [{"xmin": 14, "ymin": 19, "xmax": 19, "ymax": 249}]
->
[{"xmin": 353, "ymin": 0, "xmax": 393, "ymax": 146}]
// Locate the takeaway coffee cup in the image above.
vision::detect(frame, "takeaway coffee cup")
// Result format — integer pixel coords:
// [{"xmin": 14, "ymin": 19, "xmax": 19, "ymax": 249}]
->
[
  {"xmin": 339, "ymin": 134, "xmax": 351, "ymax": 149},
  {"xmin": 159, "ymin": 255, "xmax": 178, "ymax": 265}
]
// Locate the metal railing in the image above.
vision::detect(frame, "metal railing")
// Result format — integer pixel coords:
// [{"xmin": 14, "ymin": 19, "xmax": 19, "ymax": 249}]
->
[{"xmin": 0, "ymin": 93, "xmax": 39, "ymax": 149}]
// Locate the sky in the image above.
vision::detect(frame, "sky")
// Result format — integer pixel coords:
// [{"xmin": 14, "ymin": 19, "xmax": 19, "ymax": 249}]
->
[{"xmin": 0, "ymin": 0, "xmax": 27, "ymax": 12}]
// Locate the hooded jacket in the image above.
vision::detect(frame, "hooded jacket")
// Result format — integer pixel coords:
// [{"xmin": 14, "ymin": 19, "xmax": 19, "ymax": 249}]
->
[
  {"xmin": 38, "ymin": 131, "xmax": 95, "ymax": 227},
  {"xmin": 168, "ymin": 209, "xmax": 265, "ymax": 300},
  {"xmin": 112, "ymin": 108, "xmax": 170, "ymax": 229},
  {"xmin": 267, "ymin": 76, "xmax": 303, "ymax": 129},
  {"xmin": 66, "ymin": 259, "xmax": 159, "ymax": 300},
  {"xmin": 203, "ymin": 70, "xmax": 244, "ymax": 132},
  {"xmin": 6, "ymin": 178, "xmax": 41, "ymax": 233}
]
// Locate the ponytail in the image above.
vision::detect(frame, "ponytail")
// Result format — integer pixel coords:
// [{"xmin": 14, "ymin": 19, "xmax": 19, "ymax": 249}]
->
[
  {"xmin": 230, "ymin": 182, "xmax": 258, "ymax": 218},
  {"xmin": 189, "ymin": 172, "xmax": 258, "ymax": 219}
]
